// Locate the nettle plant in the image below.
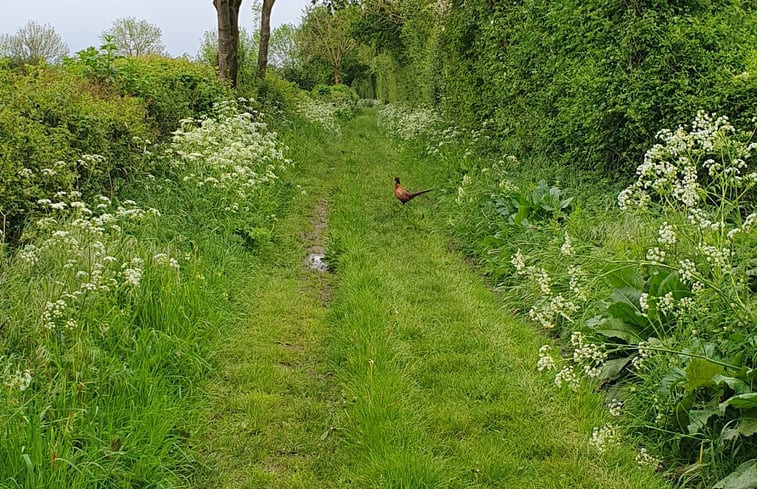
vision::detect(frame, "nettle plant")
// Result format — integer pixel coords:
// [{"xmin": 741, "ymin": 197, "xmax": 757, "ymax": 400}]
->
[{"xmin": 534, "ymin": 112, "xmax": 757, "ymax": 482}]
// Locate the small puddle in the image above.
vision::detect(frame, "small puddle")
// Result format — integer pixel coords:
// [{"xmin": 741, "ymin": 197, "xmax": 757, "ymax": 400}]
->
[{"xmin": 306, "ymin": 253, "xmax": 328, "ymax": 272}]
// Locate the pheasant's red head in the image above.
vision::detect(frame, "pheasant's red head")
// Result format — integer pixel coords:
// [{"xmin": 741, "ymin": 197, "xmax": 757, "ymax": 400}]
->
[{"xmin": 394, "ymin": 176, "xmax": 401, "ymax": 185}]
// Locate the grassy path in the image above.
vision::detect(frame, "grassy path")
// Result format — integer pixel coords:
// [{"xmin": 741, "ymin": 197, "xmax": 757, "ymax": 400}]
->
[{"xmin": 199, "ymin": 112, "xmax": 668, "ymax": 488}]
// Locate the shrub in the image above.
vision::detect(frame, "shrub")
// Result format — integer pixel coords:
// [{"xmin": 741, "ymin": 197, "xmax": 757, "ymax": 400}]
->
[
  {"xmin": 0, "ymin": 64, "xmax": 153, "ymax": 241},
  {"xmin": 0, "ymin": 100, "xmax": 292, "ymax": 484},
  {"xmin": 67, "ymin": 43, "xmax": 232, "ymax": 135}
]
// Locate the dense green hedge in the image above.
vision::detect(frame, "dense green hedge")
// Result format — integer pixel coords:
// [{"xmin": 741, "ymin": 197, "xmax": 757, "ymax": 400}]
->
[
  {"xmin": 375, "ymin": 0, "xmax": 756, "ymax": 172},
  {"xmin": 0, "ymin": 65, "xmax": 153, "ymax": 240},
  {"xmin": 1, "ymin": 52, "xmax": 231, "ymax": 242},
  {"xmin": 68, "ymin": 48, "xmax": 232, "ymax": 134}
]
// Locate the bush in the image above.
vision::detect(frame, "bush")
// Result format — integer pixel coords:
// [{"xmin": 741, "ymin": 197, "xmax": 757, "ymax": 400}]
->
[
  {"xmin": 256, "ymin": 71, "xmax": 307, "ymax": 116},
  {"xmin": 0, "ymin": 64, "xmax": 154, "ymax": 241},
  {"xmin": 368, "ymin": 0, "xmax": 756, "ymax": 173},
  {"xmin": 67, "ymin": 45, "xmax": 232, "ymax": 135},
  {"xmin": 310, "ymin": 83, "xmax": 357, "ymax": 103},
  {"xmin": 0, "ymin": 100, "xmax": 292, "ymax": 485}
]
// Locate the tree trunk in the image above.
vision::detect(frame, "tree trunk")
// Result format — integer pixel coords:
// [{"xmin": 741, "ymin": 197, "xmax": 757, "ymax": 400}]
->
[
  {"xmin": 257, "ymin": 0, "xmax": 275, "ymax": 78},
  {"xmin": 213, "ymin": 0, "xmax": 243, "ymax": 87},
  {"xmin": 333, "ymin": 61, "xmax": 342, "ymax": 85}
]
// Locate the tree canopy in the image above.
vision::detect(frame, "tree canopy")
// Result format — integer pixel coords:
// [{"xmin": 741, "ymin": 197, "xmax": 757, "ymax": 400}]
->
[{"xmin": 100, "ymin": 17, "xmax": 166, "ymax": 57}]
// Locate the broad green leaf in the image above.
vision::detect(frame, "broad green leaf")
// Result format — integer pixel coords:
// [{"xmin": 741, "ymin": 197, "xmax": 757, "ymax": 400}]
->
[
  {"xmin": 658, "ymin": 367, "xmax": 687, "ymax": 400},
  {"xmin": 607, "ymin": 288, "xmax": 647, "ymax": 328},
  {"xmin": 588, "ymin": 315, "xmax": 644, "ymax": 342},
  {"xmin": 596, "ymin": 356, "xmax": 633, "ymax": 385},
  {"xmin": 605, "ymin": 266, "xmax": 645, "ymax": 290},
  {"xmin": 713, "ymin": 460, "xmax": 757, "ymax": 489},
  {"xmin": 649, "ymin": 270, "xmax": 691, "ymax": 299},
  {"xmin": 685, "ymin": 358, "xmax": 725, "ymax": 392},
  {"xmin": 738, "ymin": 418, "xmax": 757, "ymax": 437},
  {"xmin": 713, "ymin": 375, "xmax": 752, "ymax": 395},
  {"xmin": 721, "ymin": 393, "xmax": 757, "ymax": 411},
  {"xmin": 687, "ymin": 409, "xmax": 721, "ymax": 434}
]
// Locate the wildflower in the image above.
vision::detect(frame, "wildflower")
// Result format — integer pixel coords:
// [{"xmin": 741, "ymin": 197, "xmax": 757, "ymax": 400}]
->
[
  {"xmin": 608, "ymin": 399, "xmax": 623, "ymax": 417},
  {"xmin": 699, "ymin": 245, "xmax": 732, "ymax": 269},
  {"xmin": 678, "ymin": 259, "xmax": 697, "ymax": 283},
  {"xmin": 639, "ymin": 293, "xmax": 649, "ymax": 313},
  {"xmin": 635, "ymin": 448, "xmax": 661, "ymax": 469},
  {"xmin": 534, "ymin": 268, "xmax": 551, "ymax": 295},
  {"xmin": 555, "ymin": 366, "xmax": 580, "ymax": 391},
  {"xmin": 645, "ymin": 247, "xmax": 666, "ymax": 265},
  {"xmin": 657, "ymin": 222, "xmax": 676, "ymax": 246},
  {"xmin": 528, "ymin": 306, "xmax": 555, "ymax": 330},
  {"xmin": 510, "ymin": 250, "xmax": 527, "ymax": 274},
  {"xmin": 632, "ymin": 341, "xmax": 652, "ymax": 370},
  {"xmin": 123, "ymin": 268, "xmax": 142, "ymax": 287},
  {"xmin": 5, "ymin": 369, "xmax": 32, "ymax": 392},
  {"xmin": 18, "ymin": 245, "xmax": 40, "ymax": 264},
  {"xmin": 560, "ymin": 232, "xmax": 574, "ymax": 256},
  {"xmin": 657, "ymin": 292, "xmax": 677, "ymax": 315},
  {"xmin": 537, "ymin": 345, "xmax": 556, "ymax": 372},
  {"xmin": 589, "ymin": 423, "xmax": 621, "ymax": 453},
  {"xmin": 567, "ymin": 265, "xmax": 587, "ymax": 300},
  {"xmin": 571, "ymin": 333, "xmax": 607, "ymax": 377}
]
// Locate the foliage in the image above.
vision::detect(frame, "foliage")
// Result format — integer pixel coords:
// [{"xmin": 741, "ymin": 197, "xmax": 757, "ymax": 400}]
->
[
  {"xmin": 197, "ymin": 28, "xmax": 260, "ymax": 91},
  {"xmin": 377, "ymin": 103, "xmax": 442, "ymax": 141},
  {"xmin": 0, "ymin": 64, "xmax": 153, "ymax": 242},
  {"xmin": 379, "ymin": 104, "xmax": 757, "ymax": 486},
  {"xmin": 0, "ymin": 20, "xmax": 69, "ymax": 65},
  {"xmin": 297, "ymin": 5, "xmax": 360, "ymax": 84},
  {"xmin": 268, "ymin": 23, "xmax": 300, "ymax": 71},
  {"xmin": 0, "ymin": 100, "xmax": 292, "ymax": 485},
  {"xmin": 442, "ymin": 0, "xmax": 756, "ymax": 172},
  {"xmin": 352, "ymin": 0, "xmax": 756, "ymax": 173},
  {"xmin": 68, "ymin": 43, "xmax": 232, "ymax": 134},
  {"xmin": 100, "ymin": 17, "xmax": 166, "ymax": 57},
  {"xmin": 378, "ymin": 104, "xmax": 757, "ymax": 487},
  {"xmin": 256, "ymin": 71, "xmax": 307, "ymax": 116}
]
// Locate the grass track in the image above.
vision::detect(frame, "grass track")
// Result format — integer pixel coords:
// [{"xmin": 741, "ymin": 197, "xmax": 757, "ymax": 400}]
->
[{"xmin": 199, "ymin": 111, "xmax": 669, "ymax": 488}]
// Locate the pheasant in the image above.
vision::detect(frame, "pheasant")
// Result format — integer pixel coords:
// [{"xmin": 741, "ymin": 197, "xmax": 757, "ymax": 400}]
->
[{"xmin": 394, "ymin": 177, "xmax": 433, "ymax": 204}]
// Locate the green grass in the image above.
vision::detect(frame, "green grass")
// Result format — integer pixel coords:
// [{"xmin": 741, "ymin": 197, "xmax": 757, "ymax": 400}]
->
[
  {"xmin": 199, "ymin": 110, "xmax": 670, "ymax": 487},
  {"xmin": 1, "ymin": 108, "xmax": 671, "ymax": 487}
]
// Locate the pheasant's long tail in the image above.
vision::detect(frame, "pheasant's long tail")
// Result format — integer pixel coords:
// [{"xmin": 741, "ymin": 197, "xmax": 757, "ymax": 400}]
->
[{"xmin": 408, "ymin": 189, "xmax": 433, "ymax": 200}]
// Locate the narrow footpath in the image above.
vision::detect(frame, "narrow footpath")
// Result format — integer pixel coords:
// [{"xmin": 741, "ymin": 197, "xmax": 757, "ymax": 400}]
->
[{"xmin": 199, "ymin": 112, "xmax": 668, "ymax": 488}]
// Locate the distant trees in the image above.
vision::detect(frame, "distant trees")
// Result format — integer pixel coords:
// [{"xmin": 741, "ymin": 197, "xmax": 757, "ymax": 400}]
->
[
  {"xmin": 100, "ymin": 17, "xmax": 166, "ymax": 56},
  {"xmin": 269, "ymin": 24, "xmax": 299, "ymax": 71},
  {"xmin": 198, "ymin": 28, "xmax": 258, "ymax": 87},
  {"xmin": 297, "ymin": 6, "xmax": 358, "ymax": 84},
  {"xmin": 0, "ymin": 20, "xmax": 68, "ymax": 65}
]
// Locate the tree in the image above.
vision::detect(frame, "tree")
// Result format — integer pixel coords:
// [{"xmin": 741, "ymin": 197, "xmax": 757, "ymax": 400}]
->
[
  {"xmin": 197, "ymin": 28, "xmax": 258, "ymax": 87},
  {"xmin": 256, "ymin": 0, "xmax": 276, "ymax": 77},
  {"xmin": 297, "ymin": 6, "xmax": 358, "ymax": 84},
  {"xmin": 100, "ymin": 17, "xmax": 165, "ymax": 56},
  {"xmin": 213, "ymin": 0, "xmax": 244, "ymax": 87},
  {"xmin": 269, "ymin": 24, "xmax": 299, "ymax": 71},
  {"xmin": 0, "ymin": 20, "xmax": 68, "ymax": 65}
]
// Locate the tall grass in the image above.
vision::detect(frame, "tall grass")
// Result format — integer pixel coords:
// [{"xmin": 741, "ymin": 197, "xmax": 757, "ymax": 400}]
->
[
  {"xmin": 376, "ymin": 104, "xmax": 757, "ymax": 487},
  {"xmin": 0, "ymin": 100, "xmax": 292, "ymax": 487}
]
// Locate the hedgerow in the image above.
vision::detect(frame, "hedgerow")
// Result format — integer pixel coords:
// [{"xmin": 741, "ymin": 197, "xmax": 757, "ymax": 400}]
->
[
  {"xmin": 378, "ymin": 103, "xmax": 757, "ymax": 486},
  {"xmin": 369, "ymin": 0, "xmax": 756, "ymax": 172}
]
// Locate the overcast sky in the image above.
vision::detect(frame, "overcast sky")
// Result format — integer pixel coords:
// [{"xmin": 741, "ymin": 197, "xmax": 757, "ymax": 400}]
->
[{"xmin": 0, "ymin": 0, "xmax": 310, "ymax": 57}]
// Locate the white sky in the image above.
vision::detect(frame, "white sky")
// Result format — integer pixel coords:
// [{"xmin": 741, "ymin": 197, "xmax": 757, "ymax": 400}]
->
[{"xmin": 0, "ymin": 0, "xmax": 310, "ymax": 57}]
